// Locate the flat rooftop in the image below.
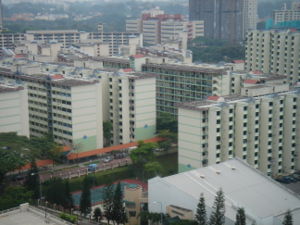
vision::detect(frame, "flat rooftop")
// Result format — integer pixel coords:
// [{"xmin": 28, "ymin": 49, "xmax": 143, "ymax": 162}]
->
[
  {"xmin": 0, "ymin": 204, "xmax": 69, "ymax": 225},
  {"xmin": 26, "ymin": 30, "xmax": 79, "ymax": 34},
  {"xmin": 142, "ymin": 63, "xmax": 226, "ymax": 74},
  {"xmin": 0, "ymin": 84, "xmax": 24, "ymax": 94},
  {"xmin": 178, "ymin": 89, "xmax": 300, "ymax": 111},
  {"xmin": 0, "ymin": 69, "xmax": 99, "ymax": 87}
]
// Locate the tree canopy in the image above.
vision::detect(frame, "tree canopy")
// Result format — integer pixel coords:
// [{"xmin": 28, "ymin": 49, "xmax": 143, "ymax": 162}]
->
[
  {"xmin": 209, "ymin": 189, "xmax": 225, "ymax": 225},
  {"xmin": 196, "ymin": 193, "xmax": 207, "ymax": 225},
  {"xmin": 112, "ymin": 182, "xmax": 127, "ymax": 225},
  {"xmin": 235, "ymin": 208, "xmax": 246, "ymax": 225},
  {"xmin": 283, "ymin": 210, "xmax": 293, "ymax": 225},
  {"xmin": 80, "ymin": 176, "xmax": 92, "ymax": 216},
  {"xmin": 188, "ymin": 37, "xmax": 245, "ymax": 63}
]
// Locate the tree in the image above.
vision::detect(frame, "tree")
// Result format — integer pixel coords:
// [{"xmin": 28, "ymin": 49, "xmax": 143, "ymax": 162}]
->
[
  {"xmin": 29, "ymin": 135, "xmax": 62, "ymax": 162},
  {"xmin": 144, "ymin": 161, "xmax": 163, "ymax": 178},
  {"xmin": 44, "ymin": 177, "xmax": 71, "ymax": 208},
  {"xmin": 63, "ymin": 180, "xmax": 73, "ymax": 210},
  {"xmin": 235, "ymin": 208, "xmax": 246, "ymax": 225},
  {"xmin": 129, "ymin": 142, "xmax": 156, "ymax": 166},
  {"xmin": 103, "ymin": 121, "xmax": 113, "ymax": 146},
  {"xmin": 112, "ymin": 182, "xmax": 127, "ymax": 225},
  {"xmin": 24, "ymin": 159, "xmax": 40, "ymax": 199},
  {"xmin": 209, "ymin": 189, "xmax": 225, "ymax": 225},
  {"xmin": 103, "ymin": 184, "xmax": 114, "ymax": 225},
  {"xmin": 129, "ymin": 142, "xmax": 157, "ymax": 179},
  {"xmin": 158, "ymin": 139, "xmax": 172, "ymax": 152},
  {"xmin": 80, "ymin": 176, "xmax": 92, "ymax": 216},
  {"xmin": 157, "ymin": 112, "xmax": 178, "ymax": 133},
  {"xmin": 283, "ymin": 210, "xmax": 293, "ymax": 225},
  {"xmin": 93, "ymin": 207, "xmax": 103, "ymax": 223},
  {"xmin": 196, "ymin": 193, "xmax": 206, "ymax": 225},
  {"xmin": 0, "ymin": 186, "xmax": 33, "ymax": 211},
  {"xmin": 0, "ymin": 133, "xmax": 31, "ymax": 191},
  {"xmin": 158, "ymin": 130, "xmax": 177, "ymax": 143}
]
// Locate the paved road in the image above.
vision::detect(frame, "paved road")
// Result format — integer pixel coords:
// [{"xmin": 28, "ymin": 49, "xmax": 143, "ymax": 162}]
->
[{"xmin": 39, "ymin": 157, "xmax": 132, "ymax": 182}]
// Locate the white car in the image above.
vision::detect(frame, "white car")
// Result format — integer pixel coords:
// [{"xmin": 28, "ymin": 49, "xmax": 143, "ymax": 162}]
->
[{"xmin": 103, "ymin": 156, "xmax": 112, "ymax": 163}]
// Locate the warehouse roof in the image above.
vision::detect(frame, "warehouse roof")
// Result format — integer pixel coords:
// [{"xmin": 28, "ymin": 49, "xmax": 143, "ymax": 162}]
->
[{"xmin": 150, "ymin": 159, "xmax": 300, "ymax": 224}]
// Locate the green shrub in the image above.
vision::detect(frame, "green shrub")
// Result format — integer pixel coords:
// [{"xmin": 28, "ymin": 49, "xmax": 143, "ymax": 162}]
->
[{"xmin": 59, "ymin": 213, "xmax": 77, "ymax": 223}]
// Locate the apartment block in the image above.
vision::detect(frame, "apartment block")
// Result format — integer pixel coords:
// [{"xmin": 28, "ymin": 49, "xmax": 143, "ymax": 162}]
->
[
  {"xmin": 142, "ymin": 63, "xmax": 230, "ymax": 115},
  {"xmin": 0, "ymin": 69, "xmax": 103, "ymax": 152},
  {"xmin": 273, "ymin": 3, "xmax": 300, "ymax": 24},
  {"xmin": 104, "ymin": 72, "xmax": 156, "ymax": 145},
  {"xmin": 245, "ymin": 29, "xmax": 300, "ymax": 84},
  {"xmin": 89, "ymin": 32, "xmax": 142, "ymax": 56},
  {"xmin": 189, "ymin": 0, "xmax": 257, "ymax": 42},
  {"xmin": 126, "ymin": 19, "xmax": 142, "ymax": 33},
  {"xmin": 126, "ymin": 8, "xmax": 204, "ymax": 45},
  {"xmin": 0, "ymin": 57, "xmax": 156, "ymax": 147},
  {"xmin": 0, "ymin": 30, "xmax": 141, "ymax": 58},
  {"xmin": 0, "ymin": 83, "xmax": 29, "ymax": 137},
  {"xmin": 0, "ymin": 33, "xmax": 25, "ymax": 49},
  {"xmin": 178, "ymin": 87, "xmax": 300, "ymax": 176},
  {"xmin": 71, "ymin": 42, "xmax": 110, "ymax": 57}
]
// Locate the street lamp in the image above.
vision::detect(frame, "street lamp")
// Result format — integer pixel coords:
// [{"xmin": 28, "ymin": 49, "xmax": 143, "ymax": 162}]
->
[{"xmin": 152, "ymin": 201, "xmax": 163, "ymax": 225}]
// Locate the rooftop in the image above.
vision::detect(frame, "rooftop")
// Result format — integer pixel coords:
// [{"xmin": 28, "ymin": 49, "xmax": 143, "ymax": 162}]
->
[
  {"xmin": 0, "ymin": 84, "xmax": 24, "ymax": 94},
  {"xmin": 150, "ymin": 159, "xmax": 300, "ymax": 223},
  {"xmin": 26, "ymin": 29, "xmax": 79, "ymax": 34},
  {"xmin": 143, "ymin": 63, "xmax": 226, "ymax": 74},
  {"xmin": 178, "ymin": 89, "xmax": 300, "ymax": 111},
  {"xmin": 0, "ymin": 69, "xmax": 99, "ymax": 87},
  {"xmin": 0, "ymin": 203, "xmax": 71, "ymax": 225}
]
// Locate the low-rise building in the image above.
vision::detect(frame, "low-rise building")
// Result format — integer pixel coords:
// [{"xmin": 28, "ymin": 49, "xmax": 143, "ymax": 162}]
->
[
  {"xmin": 149, "ymin": 159, "xmax": 300, "ymax": 225},
  {"xmin": 0, "ymin": 203, "xmax": 72, "ymax": 225},
  {"xmin": 124, "ymin": 185, "xmax": 148, "ymax": 225}
]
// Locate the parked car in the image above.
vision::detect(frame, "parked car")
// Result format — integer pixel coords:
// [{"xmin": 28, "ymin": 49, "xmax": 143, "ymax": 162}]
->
[
  {"xmin": 87, "ymin": 164, "xmax": 97, "ymax": 172},
  {"xmin": 154, "ymin": 148, "xmax": 164, "ymax": 152},
  {"xmin": 102, "ymin": 156, "xmax": 113, "ymax": 163}
]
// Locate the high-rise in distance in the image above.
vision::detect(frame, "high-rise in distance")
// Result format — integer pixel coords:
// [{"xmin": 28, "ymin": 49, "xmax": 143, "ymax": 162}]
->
[{"xmin": 189, "ymin": 0, "xmax": 257, "ymax": 42}]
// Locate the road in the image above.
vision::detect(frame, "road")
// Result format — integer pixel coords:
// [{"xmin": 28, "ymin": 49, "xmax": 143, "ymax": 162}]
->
[{"xmin": 39, "ymin": 157, "xmax": 132, "ymax": 182}]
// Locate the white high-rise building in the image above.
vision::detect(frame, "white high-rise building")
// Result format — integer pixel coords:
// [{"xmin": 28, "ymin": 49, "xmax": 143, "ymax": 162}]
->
[
  {"xmin": 244, "ymin": 0, "xmax": 257, "ymax": 32},
  {"xmin": 273, "ymin": 3, "xmax": 300, "ymax": 24},
  {"xmin": 0, "ymin": 84, "xmax": 29, "ymax": 137},
  {"xmin": 178, "ymin": 87, "xmax": 300, "ymax": 177},
  {"xmin": 245, "ymin": 29, "xmax": 300, "ymax": 84},
  {"xmin": 0, "ymin": 70, "xmax": 103, "ymax": 152}
]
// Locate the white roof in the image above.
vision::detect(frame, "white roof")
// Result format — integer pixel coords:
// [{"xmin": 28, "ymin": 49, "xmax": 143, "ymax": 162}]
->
[
  {"xmin": 155, "ymin": 159, "xmax": 300, "ymax": 222},
  {"xmin": 0, "ymin": 204, "xmax": 69, "ymax": 225}
]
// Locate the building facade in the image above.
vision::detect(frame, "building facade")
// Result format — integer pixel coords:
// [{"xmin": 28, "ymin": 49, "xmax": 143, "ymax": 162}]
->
[
  {"xmin": 189, "ymin": 0, "xmax": 257, "ymax": 42},
  {"xmin": 245, "ymin": 30, "xmax": 300, "ymax": 84},
  {"xmin": 104, "ymin": 72, "xmax": 156, "ymax": 145},
  {"xmin": 0, "ymin": 84, "xmax": 29, "ymax": 137},
  {"xmin": 178, "ymin": 88, "xmax": 300, "ymax": 177},
  {"xmin": 126, "ymin": 8, "xmax": 204, "ymax": 45},
  {"xmin": 0, "ymin": 69, "xmax": 103, "ymax": 152},
  {"xmin": 273, "ymin": 3, "xmax": 300, "ymax": 24},
  {"xmin": 0, "ymin": 30, "xmax": 141, "ymax": 57},
  {"xmin": 141, "ymin": 63, "xmax": 230, "ymax": 115}
]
